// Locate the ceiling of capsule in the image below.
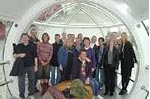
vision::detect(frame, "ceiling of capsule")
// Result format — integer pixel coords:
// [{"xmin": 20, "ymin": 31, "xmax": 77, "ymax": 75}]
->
[
  {"xmin": 32, "ymin": 1, "xmax": 123, "ymax": 27},
  {"xmin": 0, "ymin": 0, "xmax": 148, "ymax": 22}
]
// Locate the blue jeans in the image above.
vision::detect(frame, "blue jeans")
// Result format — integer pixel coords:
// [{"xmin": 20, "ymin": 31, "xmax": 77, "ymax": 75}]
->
[
  {"xmin": 95, "ymin": 67, "xmax": 105, "ymax": 89},
  {"xmin": 89, "ymin": 79, "xmax": 99, "ymax": 96},
  {"xmin": 50, "ymin": 66, "xmax": 61, "ymax": 85}
]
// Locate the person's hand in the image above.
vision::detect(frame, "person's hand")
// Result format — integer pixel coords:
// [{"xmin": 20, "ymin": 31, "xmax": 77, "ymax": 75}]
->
[
  {"xmin": 85, "ymin": 78, "xmax": 90, "ymax": 85},
  {"xmin": 41, "ymin": 61, "xmax": 44, "ymax": 65},
  {"xmin": 20, "ymin": 53, "xmax": 26, "ymax": 58},
  {"xmin": 92, "ymin": 68, "xmax": 95, "ymax": 72},
  {"xmin": 41, "ymin": 61, "xmax": 47, "ymax": 66},
  {"xmin": 60, "ymin": 65, "xmax": 63, "ymax": 71},
  {"xmin": 34, "ymin": 66, "xmax": 38, "ymax": 72},
  {"xmin": 115, "ymin": 69, "xmax": 118, "ymax": 73},
  {"xmin": 134, "ymin": 60, "xmax": 138, "ymax": 63},
  {"xmin": 85, "ymin": 57, "xmax": 91, "ymax": 62},
  {"xmin": 43, "ymin": 62, "xmax": 48, "ymax": 66}
]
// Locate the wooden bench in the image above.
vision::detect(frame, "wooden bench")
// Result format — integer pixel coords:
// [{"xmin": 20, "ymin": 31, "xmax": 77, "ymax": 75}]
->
[{"xmin": 56, "ymin": 80, "xmax": 93, "ymax": 99}]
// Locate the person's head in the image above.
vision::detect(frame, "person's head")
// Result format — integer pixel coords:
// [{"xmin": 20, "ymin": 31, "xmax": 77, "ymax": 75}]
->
[
  {"xmin": 42, "ymin": 33, "xmax": 50, "ymax": 42},
  {"xmin": 83, "ymin": 37, "xmax": 90, "ymax": 47},
  {"xmin": 30, "ymin": 29, "xmax": 37, "ymax": 38},
  {"xmin": 78, "ymin": 33, "xmax": 83, "ymax": 40},
  {"xmin": 121, "ymin": 32, "xmax": 128, "ymax": 43},
  {"xmin": 64, "ymin": 37, "xmax": 74, "ymax": 49},
  {"xmin": 105, "ymin": 35, "xmax": 110, "ymax": 46},
  {"xmin": 75, "ymin": 37, "xmax": 81, "ymax": 45},
  {"xmin": 109, "ymin": 37, "xmax": 115, "ymax": 47},
  {"xmin": 55, "ymin": 34, "xmax": 60, "ymax": 43},
  {"xmin": 67, "ymin": 34, "xmax": 71, "ymax": 38},
  {"xmin": 98, "ymin": 37, "xmax": 105, "ymax": 46},
  {"xmin": 91, "ymin": 35, "xmax": 97, "ymax": 43},
  {"xmin": 110, "ymin": 32, "xmax": 117, "ymax": 40},
  {"xmin": 79, "ymin": 49, "xmax": 87, "ymax": 60},
  {"xmin": 21, "ymin": 33, "xmax": 30, "ymax": 44},
  {"xmin": 62, "ymin": 32, "xmax": 67, "ymax": 39},
  {"xmin": 71, "ymin": 34, "xmax": 75, "ymax": 40}
]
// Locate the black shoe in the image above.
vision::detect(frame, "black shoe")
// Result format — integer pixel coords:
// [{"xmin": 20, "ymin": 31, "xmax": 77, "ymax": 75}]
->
[
  {"xmin": 19, "ymin": 94, "xmax": 25, "ymax": 99},
  {"xmin": 119, "ymin": 89, "xmax": 127, "ymax": 95},
  {"xmin": 19, "ymin": 96, "xmax": 25, "ymax": 99},
  {"xmin": 35, "ymin": 88, "xmax": 39, "ymax": 93},
  {"xmin": 104, "ymin": 91, "xmax": 108, "ymax": 95},
  {"xmin": 119, "ymin": 90, "xmax": 123, "ymax": 95},
  {"xmin": 110, "ymin": 92, "xmax": 113, "ymax": 96}
]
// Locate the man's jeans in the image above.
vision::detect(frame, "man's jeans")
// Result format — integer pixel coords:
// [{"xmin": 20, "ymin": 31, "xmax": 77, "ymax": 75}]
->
[
  {"xmin": 89, "ymin": 79, "xmax": 99, "ymax": 96},
  {"xmin": 18, "ymin": 67, "xmax": 35, "ymax": 98},
  {"xmin": 50, "ymin": 66, "xmax": 61, "ymax": 85},
  {"xmin": 95, "ymin": 68, "xmax": 105, "ymax": 89}
]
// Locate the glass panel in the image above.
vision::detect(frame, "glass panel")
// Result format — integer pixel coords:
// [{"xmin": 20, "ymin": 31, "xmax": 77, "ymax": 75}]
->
[{"xmin": 0, "ymin": 19, "xmax": 13, "ymax": 99}]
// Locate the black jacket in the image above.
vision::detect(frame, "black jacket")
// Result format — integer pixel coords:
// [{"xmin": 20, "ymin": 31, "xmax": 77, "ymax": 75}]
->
[
  {"xmin": 102, "ymin": 46, "xmax": 119, "ymax": 69},
  {"xmin": 50, "ymin": 42, "xmax": 62, "ymax": 66},
  {"xmin": 120, "ymin": 41, "xmax": 137, "ymax": 76},
  {"xmin": 10, "ymin": 43, "xmax": 24, "ymax": 76},
  {"xmin": 10, "ymin": 58, "xmax": 24, "ymax": 76}
]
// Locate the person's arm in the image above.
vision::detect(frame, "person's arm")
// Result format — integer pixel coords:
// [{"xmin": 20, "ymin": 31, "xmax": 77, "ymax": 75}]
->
[
  {"xmin": 57, "ymin": 47, "xmax": 63, "ymax": 71},
  {"xmin": 115, "ymin": 48, "xmax": 119, "ymax": 70},
  {"xmin": 33, "ymin": 44, "xmax": 38, "ymax": 72},
  {"xmin": 47, "ymin": 44, "xmax": 53, "ymax": 64},
  {"xmin": 34, "ymin": 57, "xmax": 38, "ymax": 72},
  {"xmin": 91, "ymin": 50, "xmax": 96, "ymax": 72},
  {"xmin": 130, "ymin": 44, "xmax": 137, "ymax": 63},
  {"xmin": 37, "ymin": 43, "xmax": 42, "ymax": 63},
  {"xmin": 13, "ymin": 53, "xmax": 26, "ymax": 58}
]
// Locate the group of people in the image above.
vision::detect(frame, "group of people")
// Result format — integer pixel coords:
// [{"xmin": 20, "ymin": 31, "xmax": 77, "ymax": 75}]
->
[{"xmin": 12, "ymin": 28, "xmax": 137, "ymax": 99}]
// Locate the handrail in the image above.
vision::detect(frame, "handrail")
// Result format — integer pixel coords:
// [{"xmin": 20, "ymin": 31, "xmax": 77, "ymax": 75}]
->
[
  {"xmin": 145, "ymin": 65, "xmax": 149, "ymax": 70},
  {"xmin": 141, "ymin": 86, "xmax": 149, "ymax": 99},
  {"xmin": 141, "ymin": 21, "xmax": 149, "ymax": 36},
  {"xmin": 0, "ymin": 60, "xmax": 10, "ymax": 65},
  {"xmin": 116, "ymin": 72, "xmax": 135, "ymax": 83},
  {"xmin": 0, "ymin": 79, "xmax": 13, "ymax": 87},
  {"xmin": 2, "ymin": 64, "xmax": 13, "ymax": 96}
]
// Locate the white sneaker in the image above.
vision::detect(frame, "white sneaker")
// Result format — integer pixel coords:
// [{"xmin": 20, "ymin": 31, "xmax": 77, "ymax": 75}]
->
[
  {"xmin": 29, "ymin": 95, "xmax": 35, "ymax": 99},
  {"xmin": 95, "ymin": 95, "xmax": 103, "ymax": 99}
]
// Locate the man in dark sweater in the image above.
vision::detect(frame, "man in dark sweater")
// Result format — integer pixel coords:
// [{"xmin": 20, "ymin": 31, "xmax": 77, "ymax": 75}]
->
[
  {"xmin": 50, "ymin": 34, "xmax": 62, "ymax": 85},
  {"xmin": 13, "ymin": 33, "xmax": 38, "ymax": 99},
  {"xmin": 29, "ymin": 28, "xmax": 40, "ymax": 93}
]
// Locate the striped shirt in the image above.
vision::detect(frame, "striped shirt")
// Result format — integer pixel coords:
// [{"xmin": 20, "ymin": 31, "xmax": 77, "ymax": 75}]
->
[{"xmin": 37, "ymin": 42, "xmax": 53, "ymax": 63}]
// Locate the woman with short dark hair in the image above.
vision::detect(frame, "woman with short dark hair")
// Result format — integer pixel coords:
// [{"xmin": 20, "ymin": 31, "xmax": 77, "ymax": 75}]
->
[{"xmin": 37, "ymin": 33, "xmax": 53, "ymax": 95}]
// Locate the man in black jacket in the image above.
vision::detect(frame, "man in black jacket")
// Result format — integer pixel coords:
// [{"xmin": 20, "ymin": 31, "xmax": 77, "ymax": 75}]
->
[
  {"xmin": 13, "ymin": 33, "xmax": 38, "ymax": 99},
  {"xmin": 29, "ymin": 28, "xmax": 40, "ymax": 93},
  {"xmin": 50, "ymin": 34, "xmax": 62, "ymax": 85}
]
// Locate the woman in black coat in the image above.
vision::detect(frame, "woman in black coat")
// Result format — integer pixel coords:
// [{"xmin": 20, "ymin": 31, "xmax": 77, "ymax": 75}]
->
[
  {"xmin": 102, "ymin": 37, "xmax": 119, "ymax": 96},
  {"xmin": 119, "ymin": 32, "xmax": 137, "ymax": 95}
]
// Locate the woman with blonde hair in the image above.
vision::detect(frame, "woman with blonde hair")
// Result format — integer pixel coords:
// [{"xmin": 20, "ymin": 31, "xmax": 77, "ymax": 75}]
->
[
  {"xmin": 119, "ymin": 32, "xmax": 137, "ymax": 95},
  {"xmin": 102, "ymin": 37, "xmax": 119, "ymax": 96},
  {"xmin": 58, "ymin": 37, "xmax": 75, "ymax": 81}
]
